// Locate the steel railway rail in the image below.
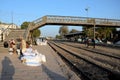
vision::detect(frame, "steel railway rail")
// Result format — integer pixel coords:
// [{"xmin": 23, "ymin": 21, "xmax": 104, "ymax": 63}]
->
[
  {"xmin": 48, "ymin": 41, "xmax": 120, "ymax": 80},
  {"xmin": 52, "ymin": 41, "xmax": 120, "ymax": 71},
  {"xmin": 58, "ymin": 42, "xmax": 120, "ymax": 68},
  {"xmin": 61, "ymin": 41, "xmax": 120, "ymax": 60}
]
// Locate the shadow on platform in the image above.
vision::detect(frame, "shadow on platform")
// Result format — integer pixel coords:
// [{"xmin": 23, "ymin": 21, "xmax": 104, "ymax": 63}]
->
[
  {"xmin": 0, "ymin": 56, "xmax": 15, "ymax": 80},
  {"xmin": 42, "ymin": 65, "xmax": 67, "ymax": 80}
]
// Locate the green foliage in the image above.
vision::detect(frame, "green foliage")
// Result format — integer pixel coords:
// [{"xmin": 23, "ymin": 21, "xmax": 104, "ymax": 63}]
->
[
  {"xmin": 83, "ymin": 26, "xmax": 93, "ymax": 38},
  {"xmin": 83, "ymin": 25, "xmax": 117, "ymax": 39},
  {"xmin": 21, "ymin": 22, "xmax": 30, "ymax": 29},
  {"xmin": 32, "ymin": 29, "xmax": 41, "ymax": 38},
  {"xmin": 69, "ymin": 29, "xmax": 79, "ymax": 33},
  {"xmin": 21, "ymin": 21, "xmax": 41, "ymax": 38},
  {"xmin": 96, "ymin": 27, "xmax": 116, "ymax": 39},
  {"xmin": 55, "ymin": 35, "xmax": 62, "ymax": 39},
  {"xmin": 59, "ymin": 26, "xmax": 69, "ymax": 36},
  {"xmin": 86, "ymin": 27, "xmax": 94, "ymax": 38}
]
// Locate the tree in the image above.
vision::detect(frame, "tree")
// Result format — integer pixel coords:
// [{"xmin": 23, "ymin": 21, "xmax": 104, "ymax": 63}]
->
[
  {"xmin": 82, "ymin": 19, "xmax": 96, "ymax": 38},
  {"xmin": 32, "ymin": 29, "xmax": 41, "ymax": 38},
  {"xmin": 96, "ymin": 27, "xmax": 116, "ymax": 39},
  {"xmin": 21, "ymin": 21, "xmax": 41, "ymax": 38},
  {"xmin": 21, "ymin": 22, "xmax": 30, "ymax": 29},
  {"xmin": 55, "ymin": 35, "xmax": 62, "ymax": 39},
  {"xmin": 59, "ymin": 26, "xmax": 69, "ymax": 36},
  {"xmin": 83, "ymin": 26, "xmax": 94, "ymax": 38},
  {"xmin": 69, "ymin": 29, "xmax": 79, "ymax": 33}
]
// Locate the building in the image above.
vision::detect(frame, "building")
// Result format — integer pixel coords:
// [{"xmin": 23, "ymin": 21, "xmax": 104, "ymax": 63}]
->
[
  {"xmin": 64, "ymin": 31, "xmax": 84, "ymax": 41},
  {"xmin": 0, "ymin": 23, "xmax": 18, "ymax": 41}
]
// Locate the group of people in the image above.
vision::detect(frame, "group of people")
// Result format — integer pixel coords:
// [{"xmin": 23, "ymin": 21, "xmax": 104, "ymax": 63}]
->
[
  {"xmin": 8, "ymin": 37, "xmax": 23, "ymax": 55},
  {"xmin": 8, "ymin": 37, "xmax": 32, "ymax": 56},
  {"xmin": 85, "ymin": 37, "xmax": 95, "ymax": 48},
  {"xmin": 8, "ymin": 37, "xmax": 46, "ymax": 66},
  {"xmin": 36, "ymin": 38, "xmax": 47, "ymax": 45}
]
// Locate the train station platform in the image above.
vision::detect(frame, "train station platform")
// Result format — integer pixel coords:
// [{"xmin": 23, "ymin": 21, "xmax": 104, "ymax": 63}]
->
[{"xmin": 0, "ymin": 44, "xmax": 80, "ymax": 80}]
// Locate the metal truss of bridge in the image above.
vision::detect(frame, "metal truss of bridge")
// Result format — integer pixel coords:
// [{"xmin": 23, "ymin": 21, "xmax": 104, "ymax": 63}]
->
[{"xmin": 24, "ymin": 15, "xmax": 120, "ymax": 40}]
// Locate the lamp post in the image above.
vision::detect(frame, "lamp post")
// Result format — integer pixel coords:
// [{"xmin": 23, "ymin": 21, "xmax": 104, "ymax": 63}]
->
[
  {"xmin": 85, "ymin": 7, "xmax": 89, "ymax": 17},
  {"xmin": 85, "ymin": 7, "xmax": 89, "ymax": 38},
  {"xmin": 93, "ymin": 19, "xmax": 96, "ymax": 48},
  {"xmin": 93, "ymin": 20, "xmax": 95, "ymax": 39}
]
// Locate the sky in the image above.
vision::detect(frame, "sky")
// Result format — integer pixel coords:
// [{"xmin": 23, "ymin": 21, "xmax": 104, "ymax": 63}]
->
[{"xmin": 0, "ymin": 0, "xmax": 120, "ymax": 37}]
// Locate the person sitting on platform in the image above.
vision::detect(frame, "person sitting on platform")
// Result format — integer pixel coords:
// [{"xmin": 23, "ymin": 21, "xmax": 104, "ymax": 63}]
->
[
  {"xmin": 9, "ymin": 38, "xmax": 16, "ymax": 55},
  {"xmin": 20, "ymin": 41, "xmax": 46, "ymax": 66}
]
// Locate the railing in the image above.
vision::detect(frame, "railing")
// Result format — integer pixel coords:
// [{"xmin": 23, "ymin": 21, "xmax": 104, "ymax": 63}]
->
[
  {"xmin": 32, "ymin": 16, "xmax": 47, "ymax": 29},
  {"xmin": 45, "ymin": 15, "xmax": 120, "ymax": 26},
  {"xmin": 45, "ymin": 15, "xmax": 88, "ymax": 24}
]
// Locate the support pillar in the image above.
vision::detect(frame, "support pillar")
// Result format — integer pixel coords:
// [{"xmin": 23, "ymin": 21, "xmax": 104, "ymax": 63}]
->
[
  {"xmin": 93, "ymin": 22, "xmax": 95, "ymax": 39},
  {"xmin": 30, "ymin": 31, "xmax": 34, "ymax": 45},
  {"xmin": 93, "ymin": 20, "xmax": 96, "ymax": 48}
]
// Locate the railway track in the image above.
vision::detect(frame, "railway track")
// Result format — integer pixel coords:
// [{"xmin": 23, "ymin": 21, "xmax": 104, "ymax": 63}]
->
[
  {"xmin": 61, "ymin": 41, "xmax": 120, "ymax": 60},
  {"xmin": 48, "ymin": 41, "xmax": 120, "ymax": 80},
  {"xmin": 58, "ymin": 41, "xmax": 120, "ymax": 72},
  {"xmin": 59, "ymin": 42, "xmax": 120, "ymax": 68}
]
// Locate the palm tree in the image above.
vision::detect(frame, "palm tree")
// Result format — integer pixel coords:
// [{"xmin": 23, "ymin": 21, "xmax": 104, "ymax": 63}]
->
[
  {"xmin": 59, "ymin": 26, "xmax": 69, "ymax": 38},
  {"xmin": 96, "ymin": 27, "xmax": 116, "ymax": 40},
  {"xmin": 83, "ymin": 26, "xmax": 94, "ymax": 38}
]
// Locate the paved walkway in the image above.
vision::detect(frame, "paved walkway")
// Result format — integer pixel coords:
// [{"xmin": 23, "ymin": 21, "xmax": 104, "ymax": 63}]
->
[{"xmin": 0, "ymin": 44, "xmax": 80, "ymax": 80}]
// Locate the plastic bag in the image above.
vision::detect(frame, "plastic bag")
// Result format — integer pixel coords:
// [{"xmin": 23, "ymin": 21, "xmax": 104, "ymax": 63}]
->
[
  {"xmin": 42, "ymin": 55, "xmax": 46, "ymax": 62},
  {"xmin": 9, "ymin": 48, "xmax": 13, "ymax": 51},
  {"xmin": 9, "ymin": 48, "xmax": 13, "ymax": 55}
]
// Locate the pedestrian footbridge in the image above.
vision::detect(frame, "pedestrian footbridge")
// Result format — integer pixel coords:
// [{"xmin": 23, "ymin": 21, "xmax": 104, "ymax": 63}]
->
[{"xmin": 24, "ymin": 15, "xmax": 120, "ymax": 40}]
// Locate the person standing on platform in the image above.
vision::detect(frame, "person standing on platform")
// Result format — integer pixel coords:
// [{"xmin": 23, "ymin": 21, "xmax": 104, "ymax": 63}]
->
[
  {"xmin": 92, "ymin": 38, "xmax": 95, "ymax": 48},
  {"xmin": 86, "ymin": 37, "xmax": 89, "ymax": 48}
]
